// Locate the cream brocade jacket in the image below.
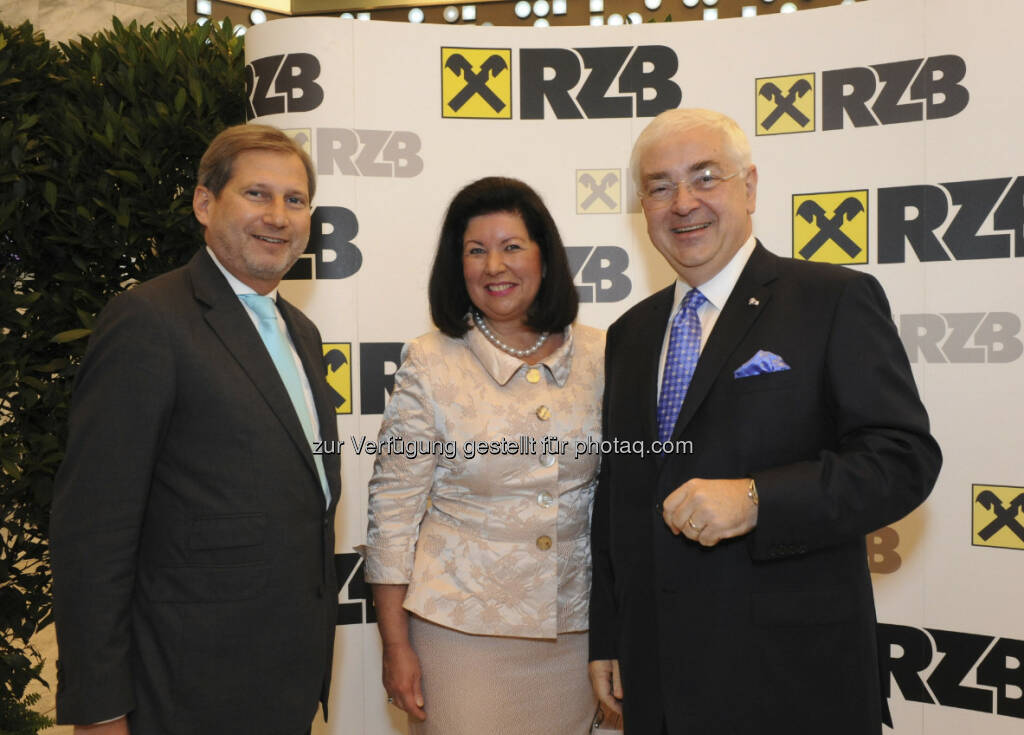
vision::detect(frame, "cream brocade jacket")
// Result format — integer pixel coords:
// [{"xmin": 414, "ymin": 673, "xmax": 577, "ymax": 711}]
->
[{"xmin": 357, "ymin": 323, "xmax": 604, "ymax": 639}]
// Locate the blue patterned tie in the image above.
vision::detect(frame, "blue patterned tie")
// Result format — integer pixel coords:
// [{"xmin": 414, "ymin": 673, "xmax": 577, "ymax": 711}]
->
[
  {"xmin": 657, "ymin": 288, "xmax": 707, "ymax": 444},
  {"xmin": 240, "ymin": 293, "xmax": 330, "ymax": 505}
]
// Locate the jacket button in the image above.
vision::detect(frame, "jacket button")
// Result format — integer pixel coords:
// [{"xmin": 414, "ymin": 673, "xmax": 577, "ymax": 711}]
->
[
  {"xmin": 537, "ymin": 491, "xmax": 553, "ymax": 507},
  {"xmin": 526, "ymin": 367, "xmax": 541, "ymax": 384},
  {"xmin": 536, "ymin": 405, "xmax": 551, "ymax": 421},
  {"xmin": 539, "ymin": 453, "xmax": 555, "ymax": 467},
  {"xmin": 536, "ymin": 535, "xmax": 553, "ymax": 551}
]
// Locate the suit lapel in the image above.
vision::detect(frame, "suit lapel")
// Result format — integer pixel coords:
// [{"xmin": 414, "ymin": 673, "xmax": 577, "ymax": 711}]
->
[
  {"xmin": 671, "ymin": 242, "xmax": 779, "ymax": 439},
  {"xmin": 188, "ymin": 251, "xmax": 322, "ymax": 492},
  {"xmin": 280, "ymin": 298, "xmax": 341, "ymax": 506}
]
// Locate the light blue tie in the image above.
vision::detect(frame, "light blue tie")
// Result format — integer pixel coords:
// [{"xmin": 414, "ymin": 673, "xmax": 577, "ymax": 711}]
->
[
  {"xmin": 240, "ymin": 293, "xmax": 330, "ymax": 505},
  {"xmin": 657, "ymin": 288, "xmax": 707, "ymax": 444}
]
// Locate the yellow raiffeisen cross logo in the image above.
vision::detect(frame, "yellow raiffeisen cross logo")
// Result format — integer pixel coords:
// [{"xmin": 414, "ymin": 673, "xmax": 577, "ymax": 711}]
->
[
  {"xmin": 576, "ymin": 169, "xmax": 621, "ymax": 214},
  {"xmin": 441, "ymin": 47, "xmax": 512, "ymax": 119},
  {"xmin": 973, "ymin": 484, "xmax": 1024, "ymax": 550},
  {"xmin": 322, "ymin": 343, "xmax": 352, "ymax": 415},
  {"xmin": 756, "ymin": 74, "xmax": 815, "ymax": 135},
  {"xmin": 792, "ymin": 190, "xmax": 868, "ymax": 264}
]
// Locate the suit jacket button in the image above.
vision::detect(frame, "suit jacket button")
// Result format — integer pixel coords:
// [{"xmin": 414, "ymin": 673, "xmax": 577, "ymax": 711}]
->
[
  {"xmin": 654, "ymin": 501, "xmax": 663, "ymax": 513},
  {"xmin": 536, "ymin": 535, "xmax": 553, "ymax": 551}
]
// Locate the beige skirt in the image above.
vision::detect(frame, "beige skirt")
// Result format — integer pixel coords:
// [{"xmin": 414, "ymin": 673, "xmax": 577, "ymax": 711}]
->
[{"xmin": 407, "ymin": 615, "xmax": 598, "ymax": 735}]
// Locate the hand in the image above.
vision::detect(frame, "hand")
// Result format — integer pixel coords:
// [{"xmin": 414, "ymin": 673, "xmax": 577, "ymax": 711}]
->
[
  {"xmin": 74, "ymin": 717, "xmax": 130, "ymax": 735},
  {"xmin": 382, "ymin": 642, "xmax": 426, "ymax": 721},
  {"xmin": 662, "ymin": 477, "xmax": 758, "ymax": 546},
  {"xmin": 588, "ymin": 659, "xmax": 623, "ymax": 716}
]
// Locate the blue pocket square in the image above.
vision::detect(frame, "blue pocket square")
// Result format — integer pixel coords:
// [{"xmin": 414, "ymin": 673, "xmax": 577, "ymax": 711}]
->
[{"xmin": 734, "ymin": 350, "xmax": 791, "ymax": 378}]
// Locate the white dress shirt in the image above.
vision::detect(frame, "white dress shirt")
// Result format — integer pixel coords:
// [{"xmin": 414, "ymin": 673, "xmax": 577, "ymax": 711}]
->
[{"xmin": 657, "ymin": 235, "xmax": 757, "ymax": 394}]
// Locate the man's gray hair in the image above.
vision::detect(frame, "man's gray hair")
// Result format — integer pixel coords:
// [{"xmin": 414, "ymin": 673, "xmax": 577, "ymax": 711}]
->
[{"xmin": 630, "ymin": 108, "xmax": 752, "ymax": 187}]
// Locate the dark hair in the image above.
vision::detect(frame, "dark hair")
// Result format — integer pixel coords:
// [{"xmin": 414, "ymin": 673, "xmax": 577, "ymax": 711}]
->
[
  {"xmin": 198, "ymin": 124, "xmax": 316, "ymax": 200},
  {"xmin": 428, "ymin": 176, "xmax": 578, "ymax": 338}
]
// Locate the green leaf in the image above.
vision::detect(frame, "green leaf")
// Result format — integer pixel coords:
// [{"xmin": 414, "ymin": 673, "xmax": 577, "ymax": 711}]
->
[
  {"xmin": 106, "ymin": 168, "xmax": 140, "ymax": 185},
  {"xmin": 51, "ymin": 328, "xmax": 93, "ymax": 343},
  {"xmin": 2, "ymin": 458, "xmax": 23, "ymax": 480},
  {"xmin": 43, "ymin": 180, "xmax": 57, "ymax": 207},
  {"xmin": 174, "ymin": 86, "xmax": 187, "ymax": 113}
]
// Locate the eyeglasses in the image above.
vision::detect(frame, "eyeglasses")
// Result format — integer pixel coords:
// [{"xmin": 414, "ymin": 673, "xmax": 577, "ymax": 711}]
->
[{"xmin": 638, "ymin": 168, "xmax": 745, "ymax": 207}]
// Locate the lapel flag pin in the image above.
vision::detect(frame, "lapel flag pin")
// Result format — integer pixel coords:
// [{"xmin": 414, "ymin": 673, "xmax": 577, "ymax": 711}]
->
[{"xmin": 748, "ymin": 297, "xmax": 760, "ymax": 306}]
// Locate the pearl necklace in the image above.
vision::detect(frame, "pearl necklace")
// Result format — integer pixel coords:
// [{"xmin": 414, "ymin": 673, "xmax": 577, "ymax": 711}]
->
[{"xmin": 472, "ymin": 311, "xmax": 549, "ymax": 358}]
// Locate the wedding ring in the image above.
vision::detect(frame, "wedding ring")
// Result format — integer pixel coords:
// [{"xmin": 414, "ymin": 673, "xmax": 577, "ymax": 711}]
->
[{"xmin": 688, "ymin": 519, "xmax": 699, "ymax": 531}]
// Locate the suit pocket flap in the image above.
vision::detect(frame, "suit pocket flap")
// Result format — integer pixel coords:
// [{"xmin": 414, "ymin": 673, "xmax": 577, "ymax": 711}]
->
[{"xmin": 189, "ymin": 513, "xmax": 266, "ymax": 551}]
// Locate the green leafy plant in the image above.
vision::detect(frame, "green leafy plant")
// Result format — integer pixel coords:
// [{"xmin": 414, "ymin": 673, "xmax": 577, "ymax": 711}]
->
[{"xmin": 1, "ymin": 16, "xmax": 246, "ymax": 730}]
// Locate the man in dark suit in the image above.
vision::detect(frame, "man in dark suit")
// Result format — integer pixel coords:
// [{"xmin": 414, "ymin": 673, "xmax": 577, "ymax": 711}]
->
[
  {"xmin": 50, "ymin": 125, "xmax": 340, "ymax": 735},
  {"xmin": 588, "ymin": 108, "xmax": 941, "ymax": 734}
]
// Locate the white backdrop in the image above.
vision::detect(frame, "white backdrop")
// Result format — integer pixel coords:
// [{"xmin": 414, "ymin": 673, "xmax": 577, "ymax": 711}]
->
[{"xmin": 245, "ymin": 0, "xmax": 1024, "ymax": 731}]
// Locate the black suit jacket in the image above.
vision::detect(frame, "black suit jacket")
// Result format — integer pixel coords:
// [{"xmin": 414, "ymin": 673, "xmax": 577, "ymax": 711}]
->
[
  {"xmin": 51, "ymin": 249, "xmax": 341, "ymax": 735},
  {"xmin": 590, "ymin": 243, "xmax": 941, "ymax": 734}
]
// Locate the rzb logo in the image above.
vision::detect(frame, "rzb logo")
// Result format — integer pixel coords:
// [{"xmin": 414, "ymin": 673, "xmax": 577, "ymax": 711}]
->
[
  {"xmin": 899, "ymin": 312, "xmax": 1022, "ymax": 364},
  {"xmin": 246, "ymin": 53, "xmax": 324, "ymax": 119},
  {"xmin": 442, "ymin": 48, "xmax": 512, "ymax": 119},
  {"xmin": 823, "ymin": 55, "xmax": 968, "ymax": 130},
  {"xmin": 755, "ymin": 56, "xmax": 968, "ymax": 135},
  {"xmin": 576, "ymin": 170, "xmax": 620, "ymax": 214},
  {"xmin": 792, "ymin": 191, "xmax": 869, "ymax": 264},
  {"xmin": 973, "ymin": 484, "xmax": 1024, "ymax": 550},
  {"xmin": 335, "ymin": 553, "xmax": 377, "ymax": 625},
  {"xmin": 566, "ymin": 246, "xmax": 630, "ymax": 303},
  {"xmin": 521, "ymin": 46, "xmax": 680, "ymax": 120},
  {"xmin": 879, "ymin": 176, "xmax": 1024, "ymax": 263},
  {"xmin": 322, "ymin": 343, "xmax": 352, "ymax": 415},
  {"xmin": 880, "ymin": 624, "xmax": 1024, "ymax": 721},
  {"xmin": 756, "ymin": 74, "xmax": 814, "ymax": 135},
  {"xmin": 284, "ymin": 207, "xmax": 362, "ymax": 280}
]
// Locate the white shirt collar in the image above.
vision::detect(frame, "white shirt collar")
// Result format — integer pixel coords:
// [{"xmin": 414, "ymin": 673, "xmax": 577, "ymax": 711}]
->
[{"xmin": 670, "ymin": 235, "xmax": 757, "ymax": 314}]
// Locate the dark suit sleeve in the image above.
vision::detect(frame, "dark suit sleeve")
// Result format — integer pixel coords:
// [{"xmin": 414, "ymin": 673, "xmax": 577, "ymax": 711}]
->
[
  {"xmin": 589, "ymin": 325, "xmax": 618, "ymax": 661},
  {"xmin": 50, "ymin": 290, "xmax": 174, "ymax": 723},
  {"xmin": 749, "ymin": 272, "xmax": 941, "ymax": 559}
]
